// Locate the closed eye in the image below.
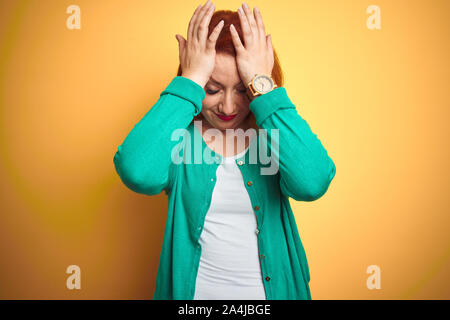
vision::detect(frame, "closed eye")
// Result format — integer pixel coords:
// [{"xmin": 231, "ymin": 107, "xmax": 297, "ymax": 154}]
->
[
  {"xmin": 206, "ymin": 88, "xmax": 219, "ymax": 95},
  {"xmin": 205, "ymin": 88, "xmax": 246, "ymax": 95}
]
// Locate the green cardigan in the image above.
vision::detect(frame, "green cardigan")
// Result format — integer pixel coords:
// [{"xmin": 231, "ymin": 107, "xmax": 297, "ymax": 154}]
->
[{"xmin": 113, "ymin": 76, "xmax": 336, "ymax": 300}]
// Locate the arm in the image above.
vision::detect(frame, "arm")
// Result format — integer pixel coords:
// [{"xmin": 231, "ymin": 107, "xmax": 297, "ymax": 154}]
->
[
  {"xmin": 229, "ymin": 4, "xmax": 335, "ymax": 201},
  {"xmin": 113, "ymin": 76, "xmax": 205, "ymax": 196},
  {"xmin": 114, "ymin": 0, "xmax": 225, "ymax": 196},
  {"xmin": 250, "ymin": 87, "xmax": 336, "ymax": 201}
]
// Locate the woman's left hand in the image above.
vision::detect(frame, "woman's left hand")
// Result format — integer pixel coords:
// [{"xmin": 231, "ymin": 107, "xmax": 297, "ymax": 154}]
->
[{"xmin": 229, "ymin": 3, "xmax": 274, "ymax": 87}]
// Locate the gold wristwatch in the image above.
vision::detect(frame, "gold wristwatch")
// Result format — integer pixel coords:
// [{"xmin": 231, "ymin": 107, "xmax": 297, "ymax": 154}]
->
[{"xmin": 246, "ymin": 74, "xmax": 277, "ymax": 100}]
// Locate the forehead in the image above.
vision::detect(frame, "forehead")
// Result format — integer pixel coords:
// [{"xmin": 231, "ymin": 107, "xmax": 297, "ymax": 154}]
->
[{"xmin": 210, "ymin": 53, "xmax": 241, "ymax": 86}]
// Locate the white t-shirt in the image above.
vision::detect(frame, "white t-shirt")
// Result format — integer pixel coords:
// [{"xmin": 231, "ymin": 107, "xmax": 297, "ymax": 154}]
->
[{"xmin": 193, "ymin": 142, "xmax": 266, "ymax": 300}]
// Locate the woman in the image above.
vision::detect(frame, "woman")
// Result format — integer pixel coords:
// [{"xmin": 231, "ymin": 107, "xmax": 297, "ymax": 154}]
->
[{"xmin": 113, "ymin": 0, "xmax": 336, "ymax": 300}]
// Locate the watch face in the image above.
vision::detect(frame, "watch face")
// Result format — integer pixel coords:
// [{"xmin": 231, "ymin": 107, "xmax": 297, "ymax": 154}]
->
[{"xmin": 253, "ymin": 75, "xmax": 274, "ymax": 94}]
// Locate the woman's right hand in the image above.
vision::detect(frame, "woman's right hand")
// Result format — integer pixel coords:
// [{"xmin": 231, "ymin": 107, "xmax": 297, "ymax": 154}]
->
[{"xmin": 175, "ymin": 0, "xmax": 224, "ymax": 88}]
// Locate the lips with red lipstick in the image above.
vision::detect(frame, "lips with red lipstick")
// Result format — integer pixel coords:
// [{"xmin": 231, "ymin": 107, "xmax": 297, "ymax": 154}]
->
[{"xmin": 216, "ymin": 113, "xmax": 236, "ymax": 121}]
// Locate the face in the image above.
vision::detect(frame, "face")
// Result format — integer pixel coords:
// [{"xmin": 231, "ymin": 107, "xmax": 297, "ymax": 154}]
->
[{"xmin": 200, "ymin": 53, "xmax": 251, "ymax": 133}]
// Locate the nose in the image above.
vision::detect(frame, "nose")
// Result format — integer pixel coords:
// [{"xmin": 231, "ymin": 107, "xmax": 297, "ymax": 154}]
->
[{"xmin": 218, "ymin": 91, "xmax": 236, "ymax": 116}]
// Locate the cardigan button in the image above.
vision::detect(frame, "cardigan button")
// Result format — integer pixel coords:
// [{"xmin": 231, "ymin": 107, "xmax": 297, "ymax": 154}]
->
[
  {"xmin": 260, "ymin": 254, "xmax": 265, "ymax": 259},
  {"xmin": 237, "ymin": 160, "xmax": 244, "ymax": 166},
  {"xmin": 254, "ymin": 205, "xmax": 260, "ymax": 211},
  {"xmin": 255, "ymin": 229, "xmax": 259, "ymax": 235},
  {"xmin": 247, "ymin": 181, "xmax": 253, "ymax": 186},
  {"xmin": 265, "ymin": 276, "xmax": 271, "ymax": 281}
]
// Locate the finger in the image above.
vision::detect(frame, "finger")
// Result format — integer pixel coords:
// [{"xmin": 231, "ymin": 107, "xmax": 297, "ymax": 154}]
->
[
  {"xmin": 175, "ymin": 34, "xmax": 186, "ymax": 57},
  {"xmin": 197, "ymin": 2, "xmax": 215, "ymax": 41},
  {"xmin": 230, "ymin": 24, "xmax": 245, "ymax": 53},
  {"xmin": 267, "ymin": 34, "xmax": 273, "ymax": 53},
  {"xmin": 193, "ymin": 0, "xmax": 213, "ymax": 41},
  {"xmin": 187, "ymin": 5, "xmax": 202, "ymax": 41},
  {"xmin": 206, "ymin": 20, "xmax": 224, "ymax": 51},
  {"xmin": 188, "ymin": 0, "xmax": 211, "ymax": 41},
  {"xmin": 242, "ymin": 3, "xmax": 258, "ymax": 36},
  {"xmin": 254, "ymin": 6, "xmax": 266, "ymax": 39},
  {"xmin": 237, "ymin": 6, "xmax": 252, "ymax": 46}
]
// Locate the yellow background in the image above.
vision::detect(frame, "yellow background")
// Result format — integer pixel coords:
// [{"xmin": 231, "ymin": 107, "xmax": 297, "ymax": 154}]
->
[{"xmin": 0, "ymin": 0, "xmax": 448, "ymax": 299}]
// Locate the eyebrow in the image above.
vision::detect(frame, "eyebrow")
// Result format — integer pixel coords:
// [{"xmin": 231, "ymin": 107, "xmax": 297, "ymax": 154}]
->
[{"xmin": 209, "ymin": 77, "xmax": 244, "ymax": 88}]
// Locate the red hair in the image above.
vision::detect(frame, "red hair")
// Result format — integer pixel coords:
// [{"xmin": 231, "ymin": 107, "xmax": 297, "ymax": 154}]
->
[{"xmin": 176, "ymin": 10, "xmax": 284, "ymax": 129}]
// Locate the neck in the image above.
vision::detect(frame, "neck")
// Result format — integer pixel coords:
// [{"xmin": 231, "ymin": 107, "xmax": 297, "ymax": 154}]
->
[{"xmin": 195, "ymin": 117, "xmax": 256, "ymax": 157}]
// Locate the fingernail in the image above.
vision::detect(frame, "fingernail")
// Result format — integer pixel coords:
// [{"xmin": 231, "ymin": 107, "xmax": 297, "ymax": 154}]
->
[
  {"xmin": 243, "ymin": 2, "xmax": 249, "ymax": 9},
  {"xmin": 254, "ymin": 6, "xmax": 259, "ymax": 12},
  {"xmin": 238, "ymin": 7, "xmax": 243, "ymax": 14}
]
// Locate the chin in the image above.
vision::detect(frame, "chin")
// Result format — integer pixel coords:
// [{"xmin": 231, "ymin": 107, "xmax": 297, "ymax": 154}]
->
[
  {"xmin": 203, "ymin": 113, "xmax": 250, "ymax": 131},
  {"xmin": 212, "ymin": 122, "xmax": 235, "ymax": 131}
]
